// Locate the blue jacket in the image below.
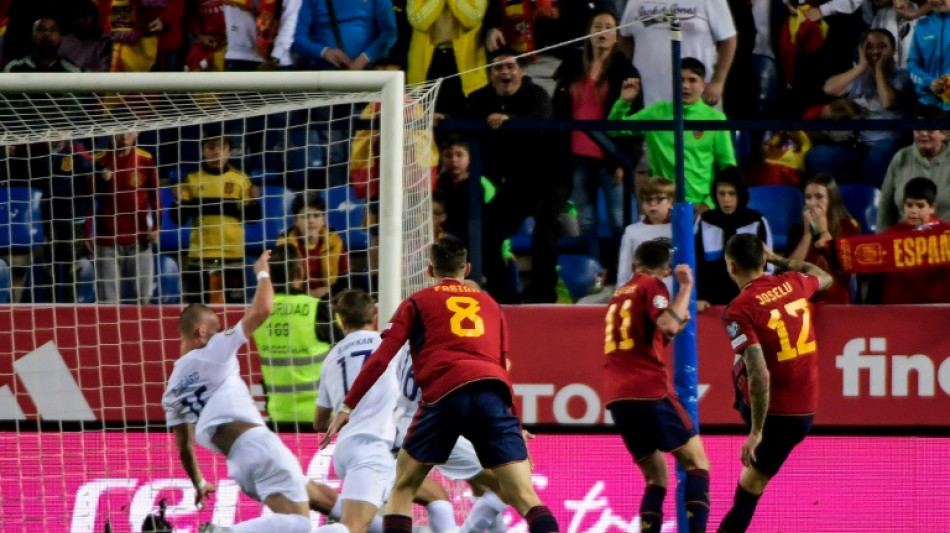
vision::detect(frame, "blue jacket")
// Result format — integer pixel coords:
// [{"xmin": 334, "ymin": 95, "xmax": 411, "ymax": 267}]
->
[
  {"xmin": 907, "ymin": 11, "xmax": 950, "ymax": 110},
  {"xmin": 293, "ymin": 0, "xmax": 397, "ymax": 69}
]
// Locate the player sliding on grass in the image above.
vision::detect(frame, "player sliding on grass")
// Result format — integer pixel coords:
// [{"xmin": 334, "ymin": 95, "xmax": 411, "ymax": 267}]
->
[{"xmin": 323, "ymin": 236, "xmax": 561, "ymax": 533}]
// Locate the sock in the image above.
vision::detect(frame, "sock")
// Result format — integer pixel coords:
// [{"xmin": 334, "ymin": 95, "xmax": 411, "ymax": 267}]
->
[
  {"xmin": 524, "ymin": 505, "xmax": 559, "ymax": 533},
  {"xmin": 639, "ymin": 484, "xmax": 666, "ymax": 533},
  {"xmin": 717, "ymin": 485, "xmax": 762, "ymax": 533},
  {"xmin": 685, "ymin": 469, "xmax": 711, "ymax": 533},
  {"xmin": 230, "ymin": 514, "xmax": 312, "ymax": 533},
  {"xmin": 460, "ymin": 491, "xmax": 507, "ymax": 533},
  {"xmin": 384, "ymin": 514, "xmax": 413, "ymax": 533},
  {"xmin": 329, "ymin": 499, "xmax": 343, "ymax": 520},
  {"xmin": 427, "ymin": 500, "xmax": 459, "ymax": 533},
  {"xmin": 369, "ymin": 516, "xmax": 384, "ymax": 533}
]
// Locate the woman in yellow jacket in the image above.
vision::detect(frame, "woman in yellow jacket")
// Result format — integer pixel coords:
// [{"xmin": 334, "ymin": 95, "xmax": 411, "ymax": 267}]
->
[{"xmin": 276, "ymin": 192, "xmax": 348, "ymax": 299}]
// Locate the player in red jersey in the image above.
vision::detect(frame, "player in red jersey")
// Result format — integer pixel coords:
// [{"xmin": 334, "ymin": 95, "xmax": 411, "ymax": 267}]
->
[
  {"xmin": 605, "ymin": 239, "xmax": 710, "ymax": 533},
  {"xmin": 322, "ymin": 236, "xmax": 559, "ymax": 533},
  {"xmin": 716, "ymin": 234, "xmax": 832, "ymax": 533}
]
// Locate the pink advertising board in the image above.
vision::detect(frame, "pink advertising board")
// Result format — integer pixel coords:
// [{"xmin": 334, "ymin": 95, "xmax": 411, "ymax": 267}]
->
[{"xmin": 2, "ymin": 433, "xmax": 946, "ymax": 532}]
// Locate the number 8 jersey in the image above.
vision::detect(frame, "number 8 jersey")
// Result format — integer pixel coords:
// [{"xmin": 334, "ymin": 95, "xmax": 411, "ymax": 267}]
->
[
  {"xmin": 723, "ymin": 271, "xmax": 822, "ymax": 415},
  {"xmin": 162, "ymin": 322, "xmax": 265, "ymax": 454}
]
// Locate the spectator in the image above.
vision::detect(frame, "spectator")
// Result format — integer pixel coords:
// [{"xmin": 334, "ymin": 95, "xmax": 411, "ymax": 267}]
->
[
  {"xmin": 224, "ymin": 0, "xmax": 302, "ymax": 70},
  {"xmin": 907, "ymin": 0, "xmax": 950, "ymax": 112},
  {"xmin": 806, "ymin": 29, "xmax": 912, "ymax": 186},
  {"xmin": 617, "ymin": 177, "xmax": 674, "ymax": 292},
  {"xmin": 785, "ymin": 174, "xmax": 861, "ymax": 304},
  {"xmin": 877, "ymin": 123, "xmax": 950, "ymax": 230},
  {"xmin": 406, "ymin": 0, "xmax": 488, "ymax": 115},
  {"xmin": 103, "ymin": 0, "xmax": 174, "ymax": 72},
  {"xmin": 59, "ymin": 1, "xmax": 112, "ymax": 72},
  {"xmin": 608, "ymin": 57, "xmax": 736, "ymax": 213},
  {"xmin": 2, "ymin": 17, "xmax": 80, "ymax": 73},
  {"xmin": 552, "ymin": 9, "xmax": 643, "ymax": 263},
  {"xmin": 292, "ymin": 0, "xmax": 397, "ymax": 71},
  {"xmin": 460, "ymin": 47, "xmax": 565, "ymax": 303},
  {"xmin": 483, "ymin": 0, "xmax": 563, "ymax": 95},
  {"xmin": 694, "ymin": 166, "xmax": 773, "ymax": 310},
  {"xmin": 275, "ymin": 191, "xmax": 349, "ymax": 299},
  {"xmin": 181, "ymin": 0, "xmax": 229, "ymax": 72},
  {"xmin": 619, "ymin": 0, "xmax": 736, "ymax": 107},
  {"xmin": 880, "ymin": 176, "xmax": 950, "ymax": 303},
  {"xmin": 868, "ymin": 0, "xmax": 931, "ymax": 69},
  {"xmin": 432, "ymin": 191, "xmax": 449, "ymax": 240},
  {"xmin": 87, "ymin": 133, "xmax": 160, "ymax": 304},
  {"xmin": 174, "ymin": 135, "xmax": 261, "ymax": 304},
  {"xmin": 435, "ymin": 135, "xmax": 496, "ymax": 248}
]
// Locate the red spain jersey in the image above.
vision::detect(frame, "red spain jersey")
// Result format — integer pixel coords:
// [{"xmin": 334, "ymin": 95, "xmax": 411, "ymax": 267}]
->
[
  {"xmin": 343, "ymin": 280, "xmax": 511, "ymax": 408},
  {"xmin": 723, "ymin": 271, "xmax": 822, "ymax": 415},
  {"xmin": 88, "ymin": 148, "xmax": 159, "ymax": 246},
  {"xmin": 604, "ymin": 273, "xmax": 673, "ymax": 403}
]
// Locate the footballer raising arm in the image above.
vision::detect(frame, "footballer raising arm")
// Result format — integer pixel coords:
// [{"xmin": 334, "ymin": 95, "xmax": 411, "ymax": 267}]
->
[{"xmin": 764, "ymin": 248, "xmax": 833, "ymax": 292}]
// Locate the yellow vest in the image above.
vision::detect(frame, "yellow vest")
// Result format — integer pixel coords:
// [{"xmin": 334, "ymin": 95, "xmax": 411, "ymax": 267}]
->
[{"xmin": 253, "ymin": 293, "xmax": 330, "ymax": 423}]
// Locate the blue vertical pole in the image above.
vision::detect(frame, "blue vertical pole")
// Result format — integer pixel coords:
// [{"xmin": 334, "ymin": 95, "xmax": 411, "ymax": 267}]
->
[{"xmin": 669, "ymin": 16, "xmax": 699, "ymax": 533}]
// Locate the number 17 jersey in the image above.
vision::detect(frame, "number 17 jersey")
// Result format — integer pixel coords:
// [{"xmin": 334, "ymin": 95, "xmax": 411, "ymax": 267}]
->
[
  {"xmin": 318, "ymin": 330, "xmax": 398, "ymax": 446},
  {"xmin": 723, "ymin": 271, "xmax": 822, "ymax": 415}
]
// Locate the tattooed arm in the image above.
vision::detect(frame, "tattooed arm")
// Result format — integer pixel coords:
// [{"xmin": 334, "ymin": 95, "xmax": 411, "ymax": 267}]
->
[
  {"xmin": 766, "ymin": 250, "xmax": 834, "ymax": 291},
  {"xmin": 740, "ymin": 343, "xmax": 770, "ymax": 467}
]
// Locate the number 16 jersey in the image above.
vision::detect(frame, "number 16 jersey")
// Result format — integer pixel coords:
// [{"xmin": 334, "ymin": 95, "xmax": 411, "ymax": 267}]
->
[{"xmin": 723, "ymin": 271, "xmax": 822, "ymax": 415}]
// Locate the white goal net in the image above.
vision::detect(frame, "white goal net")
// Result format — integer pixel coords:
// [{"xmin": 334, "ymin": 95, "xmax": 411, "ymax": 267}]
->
[{"xmin": 0, "ymin": 71, "xmax": 444, "ymax": 532}]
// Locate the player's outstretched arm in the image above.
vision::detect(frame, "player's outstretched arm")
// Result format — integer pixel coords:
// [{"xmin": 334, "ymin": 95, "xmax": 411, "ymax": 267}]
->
[
  {"xmin": 657, "ymin": 264, "xmax": 693, "ymax": 338},
  {"xmin": 740, "ymin": 344, "xmax": 770, "ymax": 467},
  {"xmin": 765, "ymin": 250, "xmax": 834, "ymax": 291},
  {"xmin": 172, "ymin": 424, "xmax": 216, "ymax": 508},
  {"xmin": 241, "ymin": 250, "xmax": 275, "ymax": 335}
]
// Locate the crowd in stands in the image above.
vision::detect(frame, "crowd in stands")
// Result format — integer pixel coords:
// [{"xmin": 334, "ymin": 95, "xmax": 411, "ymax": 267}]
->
[{"xmin": 1, "ymin": 0, "xmax": 950, "ymax": 307}]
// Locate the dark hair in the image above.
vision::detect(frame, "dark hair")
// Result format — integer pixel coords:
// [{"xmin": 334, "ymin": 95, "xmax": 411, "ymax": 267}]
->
[
  {"xmin": 803, "ymin": 174, "xmax": 853, "ymax": 237},
  {"xmin": 903, "ymin": 177, "xmax": 937, "ymax": 205},
  {"xmin": 432, "ymin": 191, "xmax": 447, "ymax": 207},
  {"xmin": 712, "ymin": 166, "xmax": 749, "ymax": 209},
  {"xmin": 291, "ymin": 191, "xmax": 326, "ymax": 215},
  {"xmin": 863, "ymin": 28, "xmax": 896, "ymax": 50},
  {"xmin": 430, "ymin": 235, "xmax": 468, "ymax": 276},
  {"xmin": 489, "ymin": 47, "xmax": 526, "ymax": 67},
  {"xmin": 725, "ymin": 234, "xmax": 765, "ymax": 272},
  {"xmin": 681, "ymin": 57, "xmax": 707, "ymax": 79},
  {"xmin": 582, "ymin": 10, "xmax": 620, "ymax": 85},
  {"xmin": 178, "ymin": 303, "xmax": 213, "ymax": 336},
  {"xmin": 269, "ymin": 243, "xmax": 302, "ymax": 293},
  {"xmin": 634, "ymin": 238, "xmax": 673, "ymax": 271},
  {"xmin": 439, "ymin": 134, "xmax": 470, "ymax": 153},
  {"xmin": 201, "ymin": 136, "xmax": 232, "ymax": 150},
  {"xmin": 332, "ymin": 289, "xmax": 375, "ymax": 330}
]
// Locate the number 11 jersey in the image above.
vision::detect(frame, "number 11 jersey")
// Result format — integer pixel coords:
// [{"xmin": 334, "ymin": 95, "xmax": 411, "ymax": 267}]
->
[{"xmin": 723, "ymin": 271, "xmax": 822, "ymax": 415}]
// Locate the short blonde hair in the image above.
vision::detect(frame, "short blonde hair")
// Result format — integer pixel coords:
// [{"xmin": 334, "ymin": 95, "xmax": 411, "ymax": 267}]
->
[{"xmin": 639, "ymin": 177, "xmax": 675, "ymax": 200}]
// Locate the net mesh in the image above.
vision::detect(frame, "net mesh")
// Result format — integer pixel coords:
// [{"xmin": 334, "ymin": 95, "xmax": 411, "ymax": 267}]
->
[{"xmin": 0, "ymin": 77, "xmax": 444, "ymax": 532}]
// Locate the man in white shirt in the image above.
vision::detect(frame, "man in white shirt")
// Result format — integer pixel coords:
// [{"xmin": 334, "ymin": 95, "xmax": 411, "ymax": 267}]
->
[
  {"xmin": 162, "ymin": 251, "xmax": 312, "ymax": 533},
  {"xmin": 619, "ymin": 0, "xmax": 737, "ymax": 107},
  {"xmin": 313, "ymin": 289, "xmax": 399, "ymax": 533}
]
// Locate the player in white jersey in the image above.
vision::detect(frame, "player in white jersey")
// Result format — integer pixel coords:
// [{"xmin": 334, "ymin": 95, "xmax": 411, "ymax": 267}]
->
[
  {"xmin": 162, "ymin": 251, "xmax": 311, "ymax": 533},
  {"xmin": 313, "ymin": 289, "xmax": 399, "ymax": 533},
  {"xmin": 393, "ymin": 349, "xmax": 511, "ymax": 533}
]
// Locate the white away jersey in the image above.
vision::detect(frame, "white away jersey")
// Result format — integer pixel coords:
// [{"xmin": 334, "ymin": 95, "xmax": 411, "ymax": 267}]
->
[
  {"xmin": 393, "ymin": 347, "xmax": 421, "ymax": 448},
  {"xmin": 162, "ymin": 322, "xmax": 265, "ymax": 454},
  {"xmin": 318, "ymin": 330, "xmax": 398, "ymax": 447}
]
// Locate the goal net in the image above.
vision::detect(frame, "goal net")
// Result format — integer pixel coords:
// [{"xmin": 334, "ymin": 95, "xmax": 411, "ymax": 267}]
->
[{"xmin": 0, "ymin": 72, "xmax": 453, "ymax": 532}]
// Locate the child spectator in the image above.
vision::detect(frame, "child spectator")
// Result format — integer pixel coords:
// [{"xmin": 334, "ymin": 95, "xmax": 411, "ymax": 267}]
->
[
  {"xmin": 59, "ymin": 1, "xmax": 112, "ymax": 72},
  {"xmin": 617, "ymin": 177, "xmax": 674, "ymax": 293},
  {"xmin": 552, "ymin": 9, "xmax": 642, "ymax": 263},
  {"xmin": 276, "ymin": 192, "xmax": 348, "ymax": 299},
  {"xmin": 694, "ymin": 166, "xmax": 773, "ymax": 310},
  {"xmin": 785, "ymin": 174, "xmax": 862, "ymax": 303},
  {"xmin": 435, "ymin": 135, "xmax": 495, "ymax": 247},
  {"xmin": 432, "ymin": 192, "xmax": 449, "ymax": 241},
  {"xmin": 174, "ymin": 134, "xmax": 260, "ymax": 304},
  {"xmin": 806, "ymin": 29, "xmax": 911, "ymax": 186},
  {"xmin": 608, "ymin": 58, "xmax": 736, "ymax": 214},
  {"xmin": 87, "ymin": 132, "xmax": 160, "ymax": 304},
  {"xmin": 877, "ymin": 123, "xmax": 950, "ymax": 231},
  {"xmin": 907, "ymin": 0, "xmax": 950, "ymax": 112},
  {"xmin": 880, "ymin": 176, "xmax": 950, "ymax": 303}
]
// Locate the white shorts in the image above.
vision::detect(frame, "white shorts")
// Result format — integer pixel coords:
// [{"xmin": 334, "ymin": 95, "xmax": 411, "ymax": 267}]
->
[
  {"xmin": 226, "ymin": 426, "xmax": 309, "ymax": 503},
  {"xmin": 434, "ymin": 436, "xmax": 484, "ymax": 481},
  {"xmin": 334, "ymin": 434, "xmax": 395, "ymax": 507}
]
